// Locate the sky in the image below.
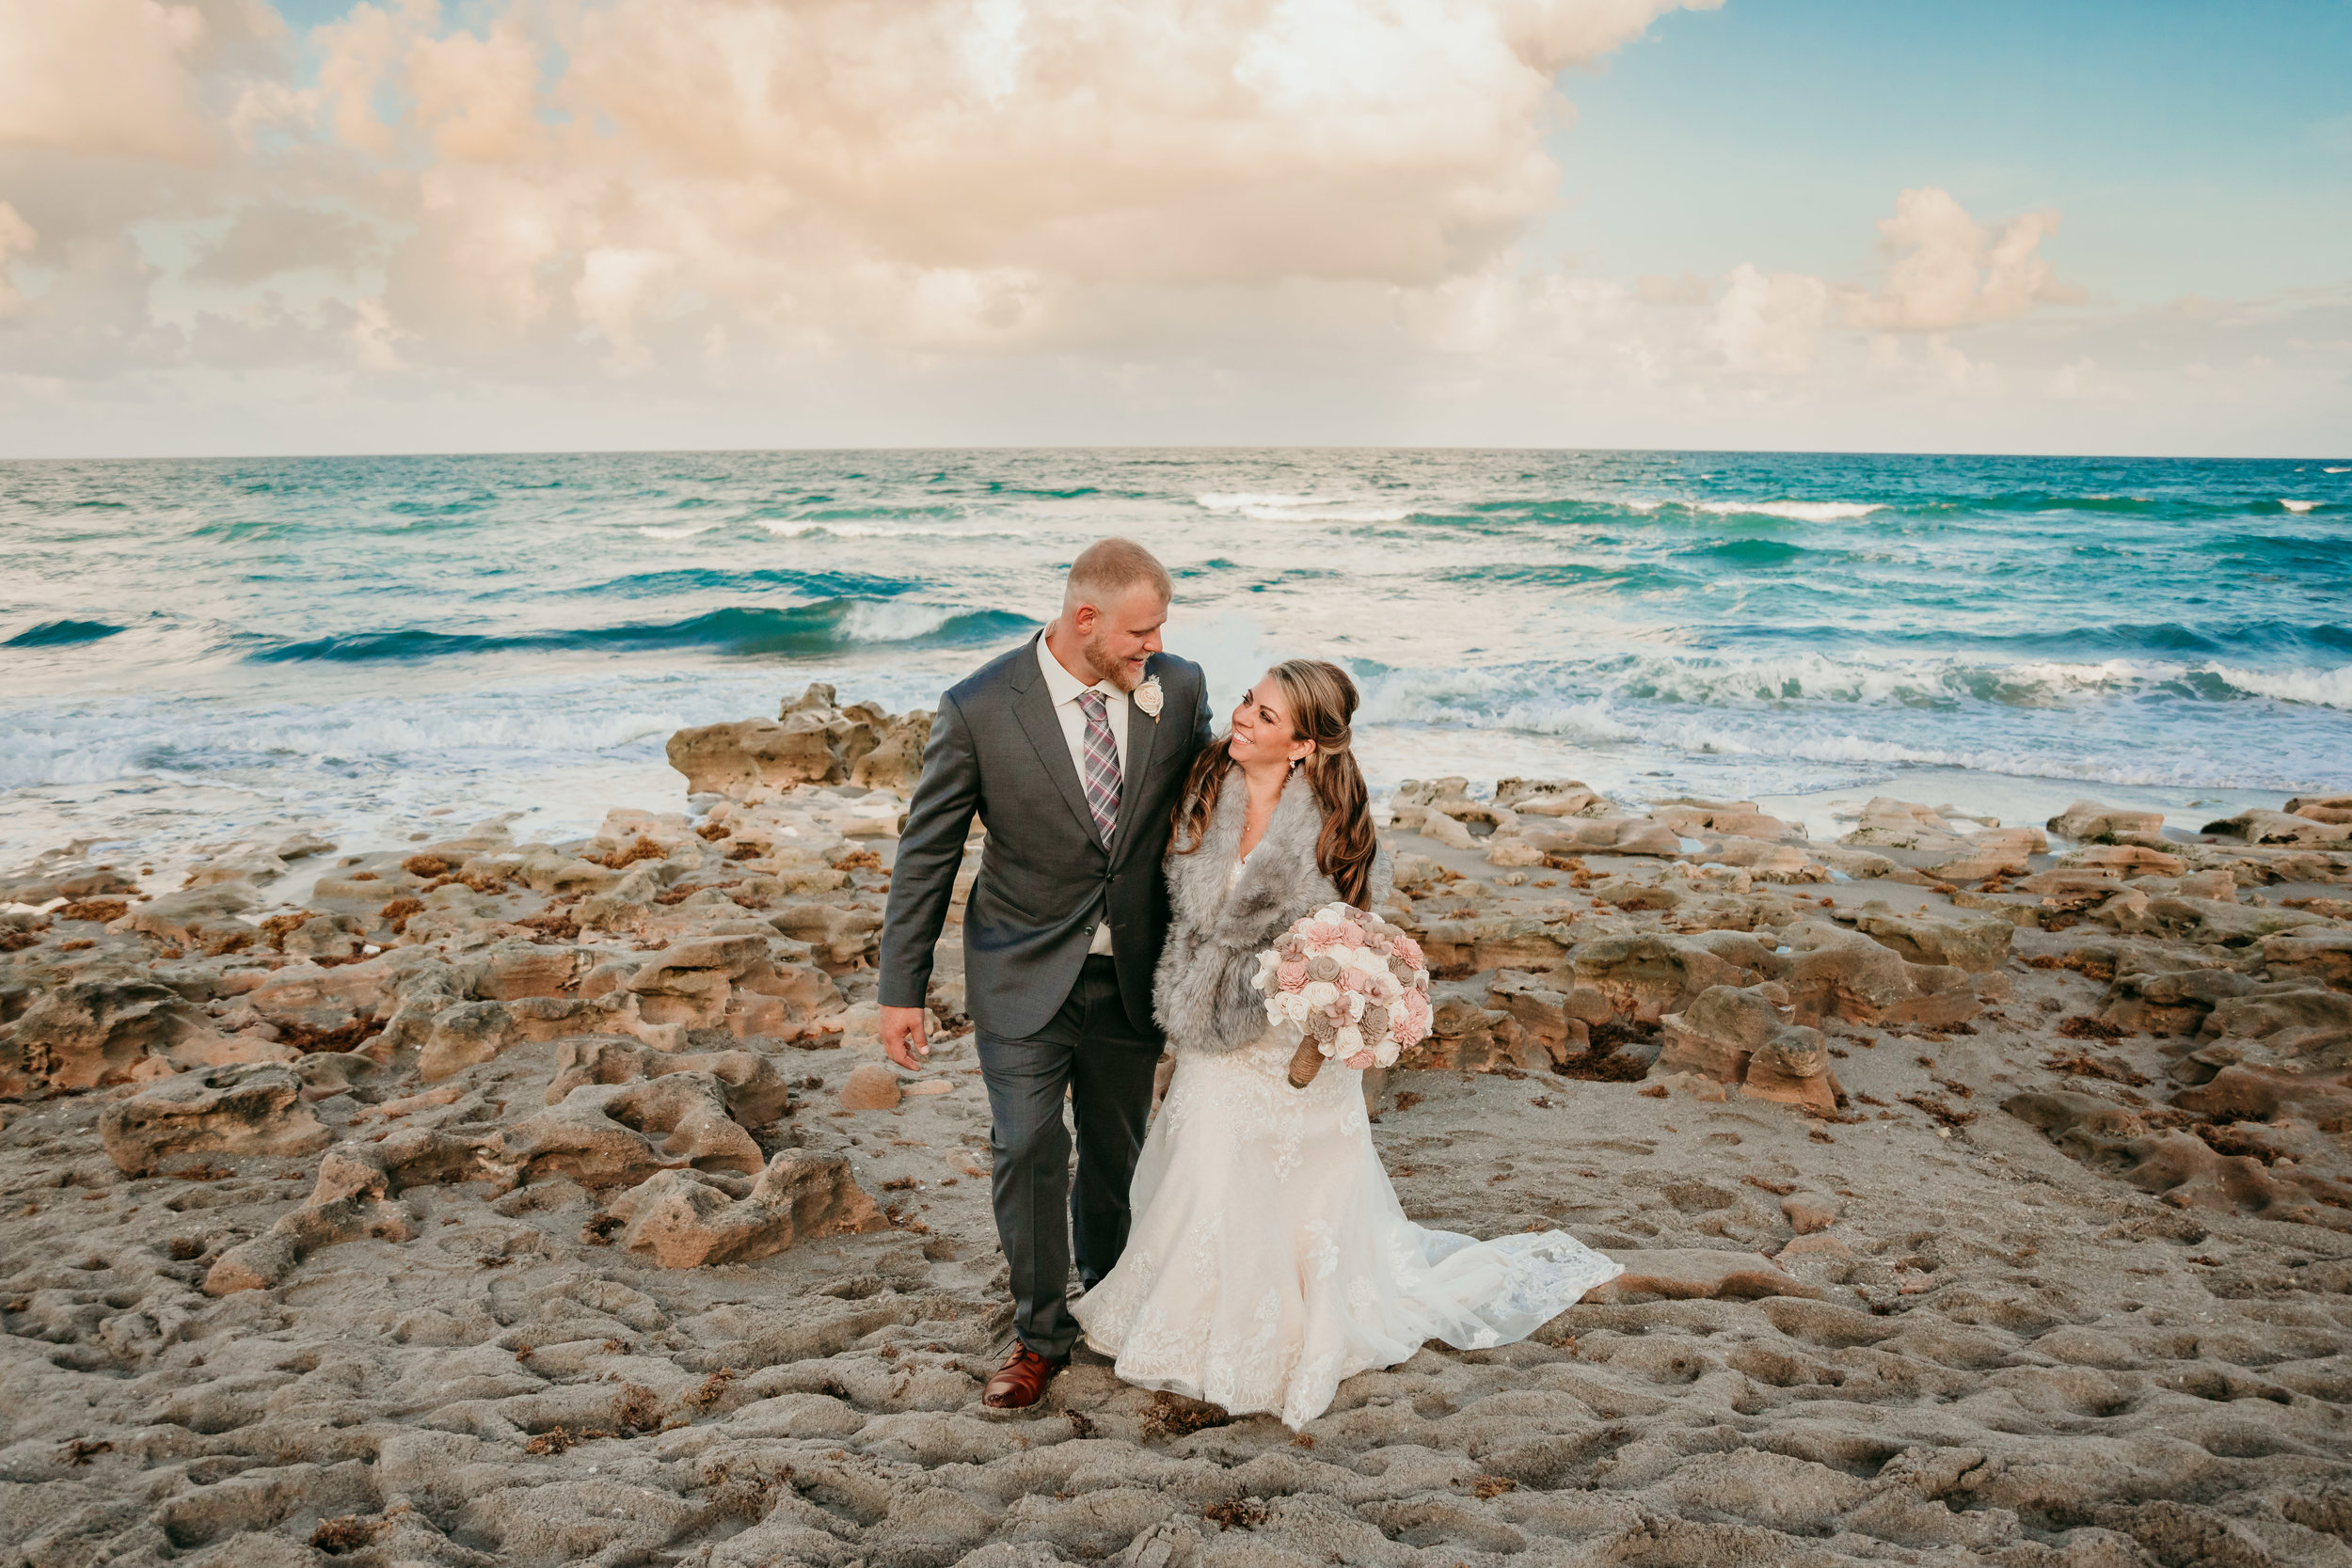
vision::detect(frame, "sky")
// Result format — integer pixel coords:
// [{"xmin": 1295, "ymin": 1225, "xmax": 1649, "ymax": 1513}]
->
[{"xmin": 0, "ymin": 0, "xmax": 2345, "ymax": 458}]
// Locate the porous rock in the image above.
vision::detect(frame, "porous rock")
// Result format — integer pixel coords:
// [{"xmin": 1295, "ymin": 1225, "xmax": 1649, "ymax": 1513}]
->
[
  {"xmin": 100, "ymin": 1063, "xmax": 330, "ymax": 1175},
  {"xmin": 1582, "ymin": 1248, "xmax": 1823, "ymax": 1304},
  {"xmin": 1844, "ymin": 906, "xmax": 2013, "ymax": 973},
  {"xmin": 1, "ymin": 977, "xmax": 216, "ymax": 1096},
  {"xmin": 1653, "ymin": 985, "xmax": 1842, "ymax": 1117},
  {"xmin": 1780, "ymin": 920, "xmax": 1980, "ymax": 1029},
  {"xmin": 597, "ymin": 1149, "xmax": 887, "ymax": 1267},
  {"xmin": 839, "ymin": 1062, "xmax": 903, "ymax": 1110},
  {"xmin": 2048, "ymin": 800, "xmax": 2166, "ymax": 843}
]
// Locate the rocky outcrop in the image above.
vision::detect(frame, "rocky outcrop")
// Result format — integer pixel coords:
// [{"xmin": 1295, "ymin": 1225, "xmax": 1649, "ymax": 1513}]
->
[
  {"xmin": 2047, "ymin": 800, "xmax": 2166, "ymax": 843},
  {"xmin": 1781, "ymin": 920, "xmax": 1980, "ymax": 1029},
  {"xmin": 2201, "ymin": 807, "xmax": 2352, "ymax": 845},
  {"xmin": 1654, "ymin": 985, "xmax": 1842, "ymax": 1117},
  {"xmin": 1, "ymin": 978, "xmax": 216, "ymax": 1096},
  {"xmin": 667, "ymin": 684, "xmax": 933, "ymax": 797},
  {"xmin": 489, "ymin": 1072, "xmax": 767, "ymax": 1189},
  {"xmin": 2005, "ymin": 1089, "xmax": 2351, "ymax": 1228},
  {"xmin": 2288, "ymin": 793, "xmax": 2352, "ymax": 825},
  {"xmin": 1520, "ymin": 817, "xmax": 1684, "ymax": 858},
  {"xmin": 100, "ymin": 1063, "xmax": 330, "ymax": 1175},
  {"xmin": 1569, "ymin": 934, "xmax": 1763, "ymax": 1022},
  {"xmin": 595, "ymin": 1149, "xmax": 887, "ymax": 1267},
  {"xmin": 1843, "ymin": 906, "xmax": 2012, "ymax": 972}
]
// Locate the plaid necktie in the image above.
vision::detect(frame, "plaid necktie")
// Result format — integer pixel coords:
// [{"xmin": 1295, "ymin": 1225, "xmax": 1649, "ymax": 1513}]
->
[{"xmin": 1076, "ymin": 689, "xmax": 1120, "ymax": 845}]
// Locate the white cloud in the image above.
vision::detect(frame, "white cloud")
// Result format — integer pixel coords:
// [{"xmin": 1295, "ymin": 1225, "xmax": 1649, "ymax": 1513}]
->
[{"xmin": 0, "ymin": 0, "xmax": 2342, "ymax": 456}]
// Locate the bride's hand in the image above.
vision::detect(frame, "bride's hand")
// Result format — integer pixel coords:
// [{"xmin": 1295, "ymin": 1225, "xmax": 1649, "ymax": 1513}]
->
[{"xmin": 1343, "ymin": 1050, "xmax": 1375, "ymax": 1071}]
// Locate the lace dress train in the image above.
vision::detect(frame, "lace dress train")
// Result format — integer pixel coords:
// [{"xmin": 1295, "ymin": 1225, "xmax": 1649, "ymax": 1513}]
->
[{"xmin": 1070, "ymin": 1026, "xmax": 1623, "ymax": 1431}]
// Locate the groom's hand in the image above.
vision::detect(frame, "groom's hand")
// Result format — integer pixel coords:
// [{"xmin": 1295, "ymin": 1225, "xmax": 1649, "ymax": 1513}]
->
[{"xmin": 881, "ymin": 1006, "xmax": 930, "ymax": 1070}]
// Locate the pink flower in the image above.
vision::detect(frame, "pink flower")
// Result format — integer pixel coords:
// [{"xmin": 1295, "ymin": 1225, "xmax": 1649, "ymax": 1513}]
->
[
  {"xmin": 1391, "ymin": 934, "xmax": 1424, "ymax": 970},
  {"xmin": 1337, "ymin": 923, "xmax": 1366, "ymax": 948},
  {"xmin": 1337, "ymin": 968, "xmax": 1372, "ymax": 994},
  {"xmin": 1277, "ymin": 959, "xmax": 1307, "ymax": 992},
  {"xmin": 1301, "ymin": 921, "xmax": 1343, "ymax": 946}
]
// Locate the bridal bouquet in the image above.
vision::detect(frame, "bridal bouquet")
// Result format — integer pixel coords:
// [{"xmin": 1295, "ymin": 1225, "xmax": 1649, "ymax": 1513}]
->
[{"xmin": 1251, "ymin": 902, "xmax": 1434, "ymax": 1088}]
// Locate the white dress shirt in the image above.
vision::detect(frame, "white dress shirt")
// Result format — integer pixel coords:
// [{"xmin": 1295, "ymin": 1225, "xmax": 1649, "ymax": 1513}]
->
[{"xmin": 1036, "ymin": 633, "xmax": 1130, "ymax": 954}]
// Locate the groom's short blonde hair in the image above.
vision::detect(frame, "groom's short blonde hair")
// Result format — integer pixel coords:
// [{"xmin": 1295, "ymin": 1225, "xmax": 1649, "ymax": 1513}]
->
[{"xmin": 1063, "ymin": 537, "xmax": 1172, "ymax": 613}]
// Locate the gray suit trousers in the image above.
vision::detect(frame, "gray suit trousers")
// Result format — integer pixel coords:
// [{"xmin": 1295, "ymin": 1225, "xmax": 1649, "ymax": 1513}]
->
[{"xmin": 977, "ymin": 954, "xmax": 1162, "ymax": 1361}]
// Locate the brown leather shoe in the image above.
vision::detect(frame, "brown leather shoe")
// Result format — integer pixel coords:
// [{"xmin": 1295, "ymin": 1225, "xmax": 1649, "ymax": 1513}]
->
[{"xmin": 982, "ymin": 1343, "xmax": 1061, "ymax": 1409}]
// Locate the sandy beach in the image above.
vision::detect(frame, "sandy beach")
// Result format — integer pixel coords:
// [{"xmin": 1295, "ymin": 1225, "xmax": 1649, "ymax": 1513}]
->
[{"xmin": 3, "ymin": 682, "xmax": 2349, "ymax": 1565}]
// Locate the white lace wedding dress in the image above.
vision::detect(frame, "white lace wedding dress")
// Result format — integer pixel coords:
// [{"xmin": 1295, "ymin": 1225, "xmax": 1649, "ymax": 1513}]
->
[{"xmin": 1072, "ymin": 865, "xmax": 1623, "ymax": 1430}]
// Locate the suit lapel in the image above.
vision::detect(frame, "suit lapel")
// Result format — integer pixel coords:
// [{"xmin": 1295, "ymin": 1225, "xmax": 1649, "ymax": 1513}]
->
[
  {"xmin": 1108, "ymin": 657, "xmax": 1166, "ymax": 865},
  {"xmin": 1009, "ymin": 636, "xmax": 1104, "ymax": 848}
]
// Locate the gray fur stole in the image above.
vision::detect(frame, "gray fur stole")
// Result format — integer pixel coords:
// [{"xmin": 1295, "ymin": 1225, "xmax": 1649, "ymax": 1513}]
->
[{"xmin": 1152, "ymin": 768, "xmax": 1393, "ymax": 1057}]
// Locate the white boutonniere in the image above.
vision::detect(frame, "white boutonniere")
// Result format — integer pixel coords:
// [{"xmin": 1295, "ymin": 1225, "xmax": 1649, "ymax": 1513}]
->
[{"xmin": 1134, "ymin": 674, "xmax": 1164, "ymax": 720}]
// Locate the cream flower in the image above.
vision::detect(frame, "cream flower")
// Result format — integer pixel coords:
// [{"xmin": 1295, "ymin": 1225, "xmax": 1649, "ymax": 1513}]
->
[{"xmin": 1135, "ymin": 674, "xmax": 1164, "ymax": 720}]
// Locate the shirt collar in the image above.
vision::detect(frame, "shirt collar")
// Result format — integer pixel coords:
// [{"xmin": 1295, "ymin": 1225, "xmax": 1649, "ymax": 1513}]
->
[{"xmin": 1037, "ymin": 633, "xmax": 1119, "ymax": 708}]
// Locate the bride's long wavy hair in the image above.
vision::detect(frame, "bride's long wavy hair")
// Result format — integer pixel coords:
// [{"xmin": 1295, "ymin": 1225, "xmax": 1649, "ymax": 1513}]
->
[{"xmin": 1169, "ymin": 658, "xmax": 1378, "ymax": 908}]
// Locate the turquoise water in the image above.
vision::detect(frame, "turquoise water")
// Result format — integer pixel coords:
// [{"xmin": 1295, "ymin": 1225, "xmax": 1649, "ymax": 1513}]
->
[{"xmin": 2, "ymin": 449, "xmax": 2347, "ymax": 865}]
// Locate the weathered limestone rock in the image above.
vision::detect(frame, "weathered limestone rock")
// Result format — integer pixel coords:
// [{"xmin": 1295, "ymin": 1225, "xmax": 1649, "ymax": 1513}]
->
[
  {"xmin": 546, "ymin": 1037, "xmax": 793, "ymax": 1125},
  {"xmin": 1523, "ymin": 818, "xmax": 1684, "ymax": 858},
  {"xmin": 1496, "ymin": 779, "xmax": 1612, "ymax": 817},
  {"xmin": 1582, "ymin": 1248, "xmax": 1824, "ymax": 1304},
  {"xmin": 1923, "ymin": 827, "xmax": 2045, "ymax": 882},
  {"xmin": 598, "ymin": 1150, "xmax": 887, "ymax": 1268},
  {"xmin": 2265, "ymin": 930, "xmax": 2352, "ymax": 992},
  {"xmin": 1654, "ymin": 985, "xmax": 1842, "ymax": 1117},
  {"xmin": 2094, "ymin": 891, "xmax": 2329, "ymax": 948},
  {"xmin": 839, "ymin": 1062, "xmax": 903, "ymax": 1110},
  {"xmin": 2048, "ymin": 800, "xmax": 2166, "ymax": 843},
  {"xmin": 1415, "ymin": 914, "xmax": 1572, "ymax": 979},
  {"xmin": 100, "ymin": 1063, "xmax": 330, "ymax": 1174},
  {"xmin": 1568, "ymin": 935, "xmax": 1752, "ymax": 1022},
  {"xmin": 668, "ymin": 685, "xmax": 932, "ymax": 798},
  {"xmin": 2056, "ymin": 844, "xmax": 2185, "ymax": 878},
  {"xmin": 850, "ymin": 709, "xmax": 934, "ymax": 790},
  {"xmin": 1486, "ymin": 972, "xmax": 1612, "ymax": 1060},
  {"xmin": 1840, "ymin": 799, "xmax": 1972, "ymax": 856},
  {"xmin": 1, "ymin": 978, "xmax": 215, "ymax": 1096},
  {"xmin": 1781, "ymin": 1193, "xmax": 1842, "ymax": 1234},
  {"xmin": 2200, "ymin": 988, "xmax": 2352, "ymax": 1047},
  {"xmin": 488, "ymin": 1072, "xmax": 764, "ymax": 1189},
  {"xmin": 769, "ymin": 904, "xmax": 884, "ymax": 974},
  {"xmin": 108, "ymin": 882, "xmax": 262, "ymax": 952},
  {"xmin": 2288, "ymin": 794, "xmax": 2352, "ymax": 826},
  {"xmin": 1689, "ymin": 836, "xmax": 1820, "ymax": 882},
  {"xmin": 1654, "ymin": 800, "xmax": 1799, "ymax": 841},
  {"xmin": 1780, "ymin": 920, "xmax": 1980, "ymax": 1029},
  {"xmin": 1845, "ymin": 906, "xmax": 2013, "ymax": 972},
  {"xmin": 200, "ymin": 1123, "xmax": 497, "ymax": 1291},
  {"xmin": 2005, "ymin": 1090, "xmax": 2348, "ymax": 1227},
  {"xmin": 1804, "ymin": 845, "xmax": 1946, "ymax": 888},
  {"xmin": 2202, "ymin": 808, "xmax": 2352, "ymax": 846},
  {"xmin": 1405, "ymin": 808, "xmax": 1477, "ymax": 850},
  {"xmin": 2100, "ymin": 968, "xmax": 2262, "ymax": 1037},
  {"xmin": 0, "ymin": 861, "xmax": 138, "ymax": 903}
]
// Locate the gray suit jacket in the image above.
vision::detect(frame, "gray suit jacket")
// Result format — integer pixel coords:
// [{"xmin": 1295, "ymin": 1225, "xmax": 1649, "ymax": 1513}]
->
[{"xmin": 880, "ymin": 635, "xmax": 1213, "ymax": 1041}]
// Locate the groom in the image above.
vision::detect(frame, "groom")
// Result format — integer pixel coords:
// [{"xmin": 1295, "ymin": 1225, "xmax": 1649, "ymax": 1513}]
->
[{"xmin": 879, "ymin": 538, "xmax": 1212, "ymax": 1409}]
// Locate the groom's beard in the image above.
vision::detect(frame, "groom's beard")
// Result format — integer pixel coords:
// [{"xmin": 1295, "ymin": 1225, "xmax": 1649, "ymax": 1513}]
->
[{"xmin": 1081, "ymin": 628, "xmax": 1146, "ymax": 692}]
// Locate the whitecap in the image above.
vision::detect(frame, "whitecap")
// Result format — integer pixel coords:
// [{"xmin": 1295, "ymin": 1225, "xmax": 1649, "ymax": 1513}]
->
[
  {"xmin": 2210, "ymin": 663, "xmax": 2352, "ymax": 712},
  {"xmin": 1197, "ymin": 492, "xmax": 1331, "ymax": 512},
  {"xmin": 2280, "ymin": 499, "xmax": 2319, "ymax": 514},
  {"xmin": 840, "ymin": 600, "xmax": 959, "ymax": 641},
  {"xmin": 1236, "ymin": 503, "xmax": 1412, "ymax": 524},
  {"xmin": 637, "ymin": 522, "xmax": 723, "ymax": 539},
  {"xmin": 2325, "ymin": 467, "xmax": 2348, "ymax": 474},
  {"xmin": 1693, "ymin": 500, "xmax": 1885, "ymax": 522}
]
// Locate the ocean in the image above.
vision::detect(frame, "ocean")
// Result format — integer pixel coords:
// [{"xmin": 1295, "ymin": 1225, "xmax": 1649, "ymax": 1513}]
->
[{"xmin": 3, "ymin": 448, "xmax": 2347, "ymax": 873}]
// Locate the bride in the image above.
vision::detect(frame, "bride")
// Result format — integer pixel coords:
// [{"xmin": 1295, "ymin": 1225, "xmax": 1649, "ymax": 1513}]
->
[{"xmin": 1071, "ymin": 658, "xmax": 1622, "ymax": 1430}]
